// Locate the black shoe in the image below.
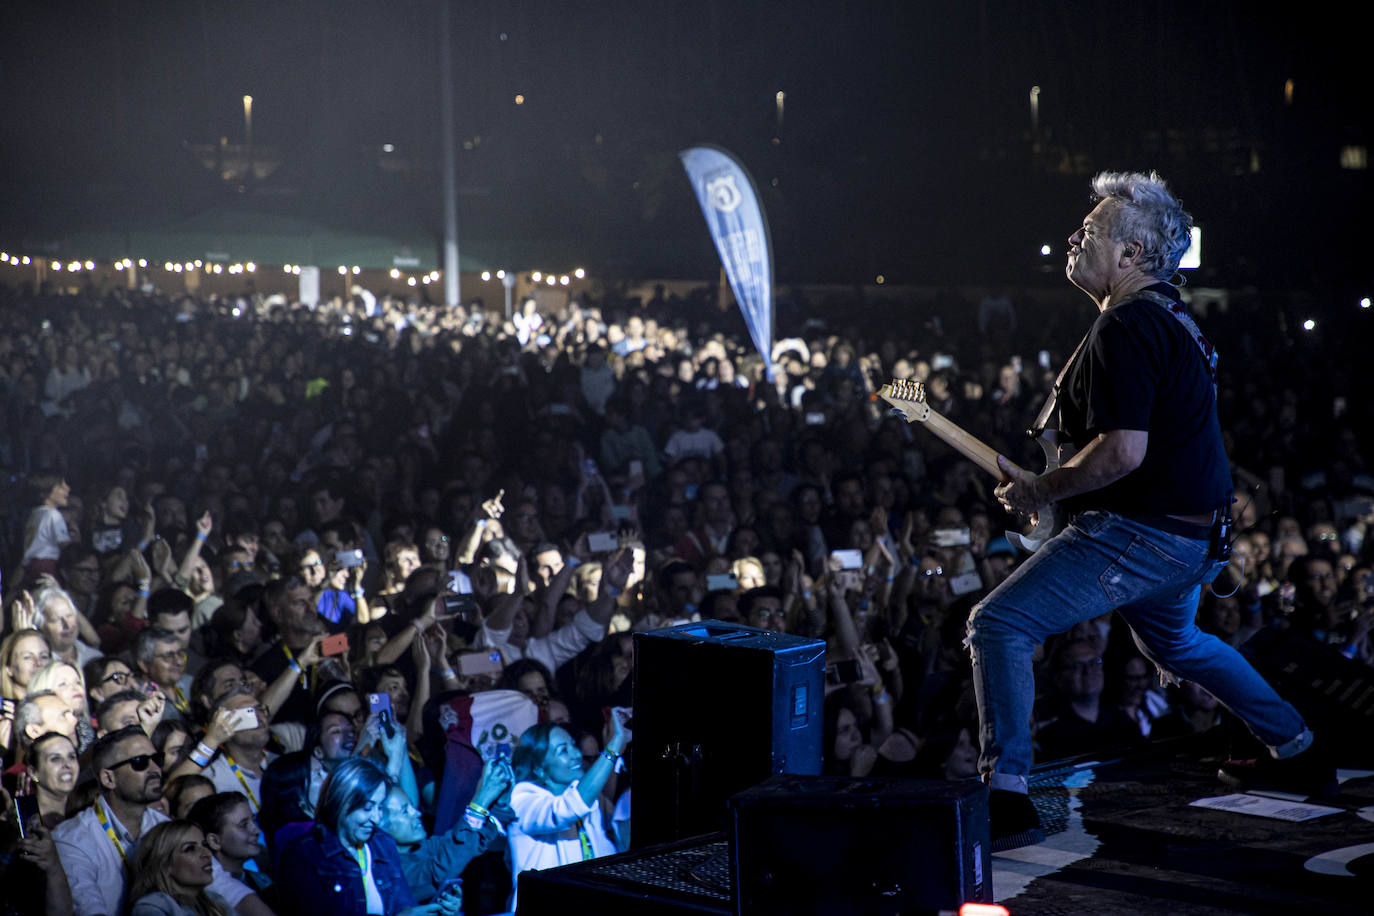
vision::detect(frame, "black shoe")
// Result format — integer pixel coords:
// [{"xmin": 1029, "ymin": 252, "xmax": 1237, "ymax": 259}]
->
[
  {"xmin": 989, "ymin": 789, "xmax": 1045, "ymax": 852},
  {"xmin": 1217, "ymin": 737, "xmax": 1338, "ymax": 798}
]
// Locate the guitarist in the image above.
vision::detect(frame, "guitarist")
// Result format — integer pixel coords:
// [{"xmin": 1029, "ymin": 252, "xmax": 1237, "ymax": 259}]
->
[{"xmin": 970, "ymin": 171, "xmax": 1329, "ymax": 851}]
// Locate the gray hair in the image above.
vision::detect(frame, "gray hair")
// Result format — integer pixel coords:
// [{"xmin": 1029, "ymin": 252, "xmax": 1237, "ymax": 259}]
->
[
  {"xmin": 31, "ymin": 586, "xmax": 77, "ymax": 628},
  {"xmin": 1090, "ymin": 171, "xmax": 1194, "ymax": 279},
  {"xmin": 14, "ymin": 690, "xmax": 60, "ymax": 745},
  {"xmin": 134, "ymin": 626, "xmax": 180, "ymax": 666}
]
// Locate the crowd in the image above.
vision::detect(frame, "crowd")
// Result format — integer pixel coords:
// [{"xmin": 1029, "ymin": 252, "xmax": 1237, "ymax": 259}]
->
[{"xmin": 0, "ymin": 272, "xmax": 1371, "ymax": 914}]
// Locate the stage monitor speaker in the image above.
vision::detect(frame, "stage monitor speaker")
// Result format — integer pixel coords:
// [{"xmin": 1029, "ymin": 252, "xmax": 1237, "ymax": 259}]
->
[
  {"xmin": 728, "ymin": 775, "xmax": 992, "ymax": 915},
  {"xmin": 515, "ymin": 833, "xmax": 732, "ymax": 915},
  {"xmin": 632, "ymin": 623, "xmax": 825, "ymax": 848}
]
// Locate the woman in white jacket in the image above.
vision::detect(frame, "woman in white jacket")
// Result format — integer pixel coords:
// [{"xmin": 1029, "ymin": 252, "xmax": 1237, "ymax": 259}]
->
[{"xmin": 506, "ymin": 710, "xmax": 628, "ymax": 907}]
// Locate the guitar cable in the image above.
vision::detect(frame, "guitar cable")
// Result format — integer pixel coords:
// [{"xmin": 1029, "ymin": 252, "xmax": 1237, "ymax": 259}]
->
[{"xmin": 1211, "ymin": 482, "xmax": 1261, "ymax": 600}]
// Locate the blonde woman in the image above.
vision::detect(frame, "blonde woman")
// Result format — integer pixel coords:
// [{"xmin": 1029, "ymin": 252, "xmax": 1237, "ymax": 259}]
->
[
  {"xmin": 28, "ymin": 659, "xmax": 96, "ymax": 752},
  {"xmin": 126, "ymin": 820, "xmax": 228, "ymax": 916},
  {"xmin": 1, "ymin": 628, "xmax": 52, "ymax": 753}
]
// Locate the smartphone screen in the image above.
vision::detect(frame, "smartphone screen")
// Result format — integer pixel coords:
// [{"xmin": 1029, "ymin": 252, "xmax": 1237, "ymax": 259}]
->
[{"xmin": 321, "ymin": 633, "xmax": 349, "ymax": 657}]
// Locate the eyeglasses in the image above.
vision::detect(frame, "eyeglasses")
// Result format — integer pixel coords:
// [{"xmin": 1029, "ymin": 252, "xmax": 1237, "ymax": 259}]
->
[
  {"xmin": 153, "ymin": 649, "xmax": 187, "ymax": 663},
  {"xmin": 919, "ymin": 566, "xmax": 944, "ymax": 577},
  {"xmin": 108, "ymin": 752, "xmax": 164, "ymax": 773},
  {"xmin": 301, "ymin": 560, "xmax": 323, "ymax": 568},
  {"xmin": 101, "ymin": 670, "xmax": 133, "ymax": 686}
]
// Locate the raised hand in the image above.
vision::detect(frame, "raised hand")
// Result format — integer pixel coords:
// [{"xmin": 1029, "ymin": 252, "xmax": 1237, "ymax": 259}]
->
[{"xmin": 481, "ymin": 489, "xmax": 506, "ymax": 520}]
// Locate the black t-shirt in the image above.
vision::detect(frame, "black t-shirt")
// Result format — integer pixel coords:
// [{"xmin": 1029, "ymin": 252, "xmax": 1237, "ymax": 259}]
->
[{"xmin": 1058, "ymin": 285, "xmax": 1231, "ymax": 516}]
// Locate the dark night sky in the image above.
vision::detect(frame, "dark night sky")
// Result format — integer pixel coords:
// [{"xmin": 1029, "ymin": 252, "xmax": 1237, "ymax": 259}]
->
[{"xmin": 1, "ymin": 0, "xmax": 1369, "ymax": 289}]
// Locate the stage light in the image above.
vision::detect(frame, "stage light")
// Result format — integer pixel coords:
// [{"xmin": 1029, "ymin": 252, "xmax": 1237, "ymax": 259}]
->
[
  {"xmin": 1360, "ymin": 297, "xmax": 1370, "ymax": 309},
  {"xmin": 1303, "ymin": 319, "xmax": 1316, "ymax": 331},
  {"xmin": 291, "ymin": 266, "xmax": 300, "ymax": 275},
  {"xmin": 52, "ymin": 262, "xmax": 62, "ymax": 271},
  {"xmin": 514, "ymin": 94, "xmax": 525, "ymax": 105},
  {"xmin": 351, "ymin": 266, "xmax": 360, "ymax": 274},
  {"xmin": 246, "ymin": 262, "xmax": 256, "ymax": 272},
  {"xmin": 408, "ymin": 277, "xmax": 417, "ymax": 286},
  {"xmin": 165, "ymin": 262, "xmax": 175, "ymax": 271},
  {"xmin": 559, "ymin": 275, "xmax": 569, "ymax": 286},
  {"xmin": 338, "ymin": 266, "xmax": 348, "ymax": 275},
  {"xmin": 958, "ymin": 905, "xmax": 1010, "ymax": 916},
  {"xmin": 531, "ymin": 271, "xmax": 542, "ymax": 282},
  {"xmin": 481, "ymin": 271, "xmax": 491, "ymax": 281},
  {"xmin": 174, "ymin": 264, "xmax": 183, "ymax": 273},
  {"xmin": 876, "ymin": 274, "xmax": 885, "ymax": 284},
  {"xmin": 382, "ymin": 143, "xmax": 395, "ymax": 153},
  {"xmin": 545, "ymin": 275, "xmax": 555, "ymax": 286},
  {"xmin": 285, "ymin": 265, "xmax": 293, "ymax": 273},
  {"xmin": 389, "ymin": 268, "xmax": 400, "ymax": 279},
  {"xmin": 137, "ymin": 259, "xmax": 146, "ymax": 268},
  {"xmin": 24, "ymin": 256, "xmax": 32, "ymax": 265},
  {"xmin": 574, "ymin": 267, "xmax": 585, "ymax": 279},
  {"xmin": 496, "ymin": 269, "xmax": 506, "ymax": 279},
  {"xmin": 1040, "ymin": 244, "xmax": 1052, "ymax": 256},
  {"xmin": 194, "ymin": 259, "xmax": 203, "ymax": 267}
]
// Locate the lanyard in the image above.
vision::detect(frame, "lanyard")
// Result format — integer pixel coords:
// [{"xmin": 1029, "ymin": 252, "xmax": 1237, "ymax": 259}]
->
[
  {"xmin": 282, "ymin": 644, "xmax": 308, "ymax": 689},
  {"xmin": 351, "ymin": 842, "xmax": 370, "ymax": 876},
  {"xmin": 170, "ymin": 684, "xmax": 191, "ymax": 715},
  {"xmin": 576, "ymin": 819, "xmax": 593, "ymax": 861},
  {"xmin": 94, "ymin": 801, "xmax": 128, "ymax": 865},
  {"xmin": 223, "ymin": 752, "xmax": 261, "ymax": 812}
]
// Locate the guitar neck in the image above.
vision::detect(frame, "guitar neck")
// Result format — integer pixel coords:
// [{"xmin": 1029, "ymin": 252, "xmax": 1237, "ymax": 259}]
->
[{"xmin": 921, "ymin": 410, "xmax": 1004, "ymax": 478}]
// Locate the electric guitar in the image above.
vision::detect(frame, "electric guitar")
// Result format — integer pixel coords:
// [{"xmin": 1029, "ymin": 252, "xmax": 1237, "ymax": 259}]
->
[{"xmin": 876, "ymin": 378, "xmax": 1067, "ymax": 552}]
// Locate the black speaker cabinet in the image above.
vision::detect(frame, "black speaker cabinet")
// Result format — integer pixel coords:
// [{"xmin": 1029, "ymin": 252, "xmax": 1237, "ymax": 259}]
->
[
  {"xmin": 633, "ymin": 622, "xmax": 825, "ymax": 848},
  {"xmin": 728, "ymin": 775, "xmax": 993, "ymax": 915},
  {"xmin": 516, "ymin": 833, "xmax": 733, "ymax": 915}
]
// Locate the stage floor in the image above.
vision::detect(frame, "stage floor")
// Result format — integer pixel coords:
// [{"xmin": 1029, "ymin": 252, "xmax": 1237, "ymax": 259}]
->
[{"xmin": 997, "ymin": 751, "xmax": 1374, "ymax": 915}]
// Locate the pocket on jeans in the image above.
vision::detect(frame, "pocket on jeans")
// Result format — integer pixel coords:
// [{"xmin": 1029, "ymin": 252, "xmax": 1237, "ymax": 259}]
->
[{"xmin": 1098, "ymin": 536, "xmax": 1188, "ymax": 604}]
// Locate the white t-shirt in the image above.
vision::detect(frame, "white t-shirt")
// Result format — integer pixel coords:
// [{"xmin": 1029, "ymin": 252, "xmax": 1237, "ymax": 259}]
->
[
  {"xmin": 23, "ymin": 505, "xmax": 69, "ymax": 563},
  {"xmin": 508, "ymin": 780, "xmax": 617, "ymax": 910}
]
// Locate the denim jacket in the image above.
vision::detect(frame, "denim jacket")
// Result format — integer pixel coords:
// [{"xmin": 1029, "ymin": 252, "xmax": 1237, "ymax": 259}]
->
[{"xmin": 277, "ymin": 823, "xmax": 417, "ymax": 916}]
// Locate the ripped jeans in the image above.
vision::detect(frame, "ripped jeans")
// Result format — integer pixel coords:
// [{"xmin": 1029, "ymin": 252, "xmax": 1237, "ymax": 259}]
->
[{"xmin": 966, "ymin": 510, "xmax": 1307, "ymax": 793}]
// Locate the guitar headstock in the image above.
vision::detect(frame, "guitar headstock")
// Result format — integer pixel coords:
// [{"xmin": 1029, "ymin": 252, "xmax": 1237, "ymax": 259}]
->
[{"xmin": 876, "ymin": 378, "xmax": 931, "ymax": 423}]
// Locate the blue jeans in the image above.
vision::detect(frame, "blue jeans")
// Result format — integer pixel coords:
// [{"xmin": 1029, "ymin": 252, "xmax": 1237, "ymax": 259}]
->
[{"xmin": 966, "ymin": 510, "xmax": 1307, "ymax": 793}]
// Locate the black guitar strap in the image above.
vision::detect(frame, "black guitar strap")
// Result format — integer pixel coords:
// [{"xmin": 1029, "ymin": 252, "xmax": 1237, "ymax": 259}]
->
[{"xmin": 1026, "ymin": 332, "xmax": 1089, "ymax": 439}]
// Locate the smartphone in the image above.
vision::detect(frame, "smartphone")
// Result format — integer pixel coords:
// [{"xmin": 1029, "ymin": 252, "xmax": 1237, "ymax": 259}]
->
[
  {"xmin": 1037, "ymin": 349, "xmax": 1052, "ymax": 369},
  {"xmin": 456, "ymin": 650, "xmax": 504, "ymax": 677},
  {"xmin": 805, "ymin": 412, "xmax": 826, "ymax": 426},
  {"xmin": 587, "ymin": 531, "xmax": 619, "ymax": 553},
  {"xmin": 609, "ymin": 504, "xmax": 633, "ymax": 520},
  {"xmin": 706, "ymin": 573, "xmax": 738, "ymax": 592},
  {"xmin": 368, "ymin": 692, "xmax": 393, "ymax": 722},
  {"xmin": 225, "ymin": 707, "xmax": 259, "ymax": 732},
  {"xmin": 931, "ymin": 528, "xmax": 972, "ymax": 548},
  {"xmin": 830, "ymin": 548, "xmax": 864, "ymax": 571},
  {"xmin": 948, "ymin": 570, "xmax": 984, "ymax": 596},
  {"xmin": 443, "ymin": 593, "xmax": 476, "ymax": 617},
  {"xmin": 437, "ymin": 877, "xmax": 463, "ymax": 901},
  {"xmin": 336, "ymin": 548, "xmax": 365, "ymax": 568},
  {"xmin": 321, "ymin": 633, "xmax": 349, "ymax": 657},
  {"xmin": 826, "ymin": 659, "xmax": 862, "ymax": 685},
  {"xmin": 13, "ymin": 798, "xmax": 24, "ymax": 839}
]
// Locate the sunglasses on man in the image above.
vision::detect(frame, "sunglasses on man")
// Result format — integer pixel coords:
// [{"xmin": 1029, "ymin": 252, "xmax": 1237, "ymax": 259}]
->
[{"xmin": 108, "ymin": 752, "xmax": 165, "ymax": 773}]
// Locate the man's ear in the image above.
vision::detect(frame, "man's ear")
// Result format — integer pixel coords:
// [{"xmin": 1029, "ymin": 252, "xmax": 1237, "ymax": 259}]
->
[
  {"xmin": 205, "ymin": 831, "xmax": 223, "ymax": 853},
  {"xmin": 98, "ymin": 767, "xmax": 118, "ymax": 792},
  {"xmin": 25, "ymin": 722, "xmax": 44, "ymax": 742}
]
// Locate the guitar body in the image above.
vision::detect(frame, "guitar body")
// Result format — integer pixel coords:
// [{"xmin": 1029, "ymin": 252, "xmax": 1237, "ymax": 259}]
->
[{"xmin": 877, "ymin": 380, "xmax": 1070, "ymax": 553}]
